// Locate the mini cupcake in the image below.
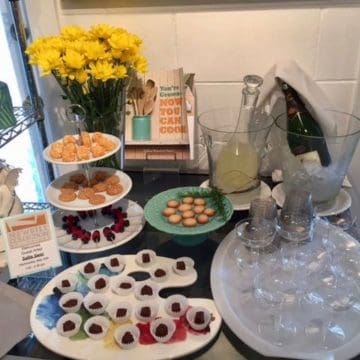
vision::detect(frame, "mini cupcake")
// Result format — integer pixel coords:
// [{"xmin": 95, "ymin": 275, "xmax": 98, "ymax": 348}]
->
[
  {"xmin": 172, "ymin": 257, "xmax": 195, "ymax": 276},
  {"xmin": 107, "ymin": 300, "xmax": 132, "ymax": 323},
  {"xmin": 79, "ymin": 261, "xmax": 101, "ymax": 279},
  {"xmin": 186, "ymin": 306, "xmax": 211, "ymax": 331},
  {"xmin": 103, "ymin": 254, "xmax": 126, "ymax": 273},
  {"xmin": 111, "ymin": 275, "xmax": 135, "ymax": 296},
  {"xmin": 83, "ymin": 293, "xmax": 109, "ymax": 315},
  {"xmin": 55, "ymin": 273, "xmax": 78, "ymax": 294},
  {"xmin": 114, "ymin": 324, "xmax": 140, "ymax": 350},
  {"xmin": 56, "ymin": 313, "xmax": 82, "ymax": 337},
  {"xmin": 135, "ymin": 249, "xmax": 156, "ymax": 267},
  {"xmin": 84, "ymin": 315, "xmax": 110, "ymax": 340},
  {"xmin": 134, "ymin": 300, "xmax": 159, "ymax": 322},
  {"xmin": 150, "ymin": 265, "xmax": 170, "ymax": 283},
  {"xmin": 164, "ymin": 294, "xmax": 189, "ymax": 317},
  {"xmin": 59, "ymin": 291, "xmax": 83, "ymax": 313},
  {"xmin": 150, "ymin": 318, "xmax": 176, "ymax": 343},
  {"xmin": 87, "ymin": 274, "xmax": 110, "ymax": 293},
  {"xmin": 134, "ymin": 281, "xmax": 159, "ymax": 301}
]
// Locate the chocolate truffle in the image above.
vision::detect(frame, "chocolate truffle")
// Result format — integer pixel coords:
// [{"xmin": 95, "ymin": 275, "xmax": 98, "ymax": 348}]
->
[
  {"xmin": 142, "ymin": 253, "xmax": 150, "ymax": 263},
  {"xmin": 61, "ymin": 279, "xmax": 71, "ymax": 288},
  {"xmin": 116, "ymin": 308, "xmax": 127, "ymax": 317},
  {"xmin": 95, "ymin": 278, "xmax": 106, "ymax": 289},
  {"xmin": 110, "ymin": 258, "xmax": 120, "ymax": 267},
  {"xmin": 154, "ymin": 269, "xmax": 166, "ymax": 278},
  {"xmin": 89, "ymin": 323, "xmax": 103, "ymax": 334},
  {"xmin": 122, "ymin": 331, "xmax": 134, "ymax": 344},
  {"xmin": 194, "ymin": 311, "xmax": 205, "ymax": 324},
  {"xmin": 63, "ymin": 299, "xmax": 78, "ymax": 308},
  {"xmin": 120, "ymin": 282, "xmax": 132, "ymax": 289},
  {"xmin": 176, "ymin": 261, "xmax": 186, "ymax": 270},
  {"xmin": 140, "ymin": 306, "xmax": 151, "ymax": 317},
  {"xmin": 63, "ymin": 320, "xmax": 75, "ymax": 332},
  {"xmin": 155, "ymin": 323, "xmax": 168, "ymax": 337},
  {"xmin": 171, "ymin": 302, "xmax": 181, "ymax": 313},
  {"xmin": 89, "ymin": 301, "xmax": 102, "ymax": 310},
  {"xmin": 141, "ymin": 285, "xmax": 153, "ymax": 296},
  {"xmin": 84, "ymin": 262, "xmax": 95, "ymax": 273}
]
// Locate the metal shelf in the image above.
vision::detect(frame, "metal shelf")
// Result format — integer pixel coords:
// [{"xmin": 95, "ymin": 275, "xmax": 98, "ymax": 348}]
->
[{"xmin": 0, "ymin": 106, "xmax": 42, "ymax": 148}]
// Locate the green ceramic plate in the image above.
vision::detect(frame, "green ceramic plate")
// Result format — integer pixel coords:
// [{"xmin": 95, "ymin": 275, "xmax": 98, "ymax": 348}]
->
[{"xmin": 144, "ymin": 186, "xmax": 233, "ymax": 236}]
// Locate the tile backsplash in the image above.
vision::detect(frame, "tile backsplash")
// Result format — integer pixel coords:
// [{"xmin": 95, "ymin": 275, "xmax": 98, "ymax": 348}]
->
[{"xmin": 27, "ymin": 0, "xmax": 360, "ymax": 179}]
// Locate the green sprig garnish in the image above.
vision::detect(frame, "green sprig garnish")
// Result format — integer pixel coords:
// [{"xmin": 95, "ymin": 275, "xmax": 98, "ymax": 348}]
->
[{"xmin": 177, "ymin": 186, "xmax": 227, "ymax": 221}]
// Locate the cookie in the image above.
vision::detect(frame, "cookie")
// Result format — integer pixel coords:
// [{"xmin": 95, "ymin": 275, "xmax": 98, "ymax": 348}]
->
[
  {"xmin": 193, "ymin": 205, "xmax": 205, "ymax": 214},
  {"xmin": 69, "ymin": 173, "xmax": 87, "ymax": 184},
  {"xmin": 106, "ymin": 183, "xmax": 123, "ymax": 196},
  {"xmin": 63, "ymin": 135, "xmax": 76, "ymax": 144},
  {"xmin": 76, "ymin": 146, "xmax": 91, "ymax": 160},
  {"xmin": 182, "ymin": 210, "xmax": 195, "ymax": 219},
  {"xmin": 203, "ymin": 208, "xmax": 216, "ymax": 217},
  {"xmin": 162, "ymin": 208, "xmax": 176, "ymax": 217},
  {"xmin": 94, "ymin": 171, "xmax": 109, "ymax": 182},
  {"xmin": 178, "ymin": 204, "xmax": 192, "ymax": 212},
  {"xmin": 61, "ymin": 182, "xmax": 79, "ymax": 191},
  {"xmin": 91, "ymin": 144, "xmax": 106, "ymax": 158},
  {"xmin": 89, "ymin": 194, "xmax": 106, "ymax": 205},
  {"xmin": 197, "ymin": 214, "xmax": 209, "ymax": 224},
  {"xmin": 194, "ymin": 198, "xmax": 206, "ymax": 206},
  {"xmin": 78, "ymin": 187, "xmax": 95, "ymax": 200},
  {"xmin": 93, "ymin": 182, "xmax": 107, "ymax": 193},
  {"xmin": 168, "ymin": 214, "xmax": 182, "ymax": 224},
  {"xmin": 182, "ymin": 197, "xmax": 194, "ymax": 205},
  {"xmin": 59, "ymin": 192, "xmax": 77, "ymax": 202},
  {"xmin": 105, "ymin": 175, "xmax": 120, "ymax": 185},
  {"xmin": 80, "ymin": 131, "xmax": 91, "ymax": 147},
  {"xmin": 182, "ymin": 218, "xmax": 197, "ymax": 227},
  {"xmin": 167, "ymin": 200, "xmax": 179, "ymax": 208}
]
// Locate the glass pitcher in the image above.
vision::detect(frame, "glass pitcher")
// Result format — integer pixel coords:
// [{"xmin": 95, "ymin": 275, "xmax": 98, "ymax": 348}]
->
[{"xmin": 198, "ymin": 75, "xmax": 273, "ymax": 194}]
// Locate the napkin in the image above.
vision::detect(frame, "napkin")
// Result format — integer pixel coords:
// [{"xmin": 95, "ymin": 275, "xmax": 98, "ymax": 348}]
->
[
  {"xmin": 0, "ymin": 281, "xmax": 34, "ymax": 357},
  {"xmin": 257, "ymin": 59, "xmax": 336, "ymax": 135}
]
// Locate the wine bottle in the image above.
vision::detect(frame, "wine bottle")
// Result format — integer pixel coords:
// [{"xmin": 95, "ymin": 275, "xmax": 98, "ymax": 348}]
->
[{"xmin": 277, "ymin": 79, "xmax": 331, "ymax": 167}]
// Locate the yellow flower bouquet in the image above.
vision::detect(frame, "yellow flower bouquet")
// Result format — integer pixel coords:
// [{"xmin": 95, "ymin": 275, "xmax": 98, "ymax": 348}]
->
[{"xmin": 26, "ymin": 24, "xmax": 148, "ymax": 168}]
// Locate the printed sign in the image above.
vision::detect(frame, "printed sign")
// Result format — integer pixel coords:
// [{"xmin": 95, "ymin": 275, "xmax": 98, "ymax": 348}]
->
[{"xmin": 1, "ymin": 209, "xmax": 62, "ymax": 278}]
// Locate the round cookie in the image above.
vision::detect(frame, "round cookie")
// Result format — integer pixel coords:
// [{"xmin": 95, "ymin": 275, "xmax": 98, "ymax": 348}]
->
[
  {"xmin": 59, "ymin": 192, "xmax": 76, "ymax": 202},
  {"xmin": 167, "ymin": 200, "xmax": 180, "ymax": 208},
  {"xmin": 182, "ymin": 197, "xmax": 194, "ymax": 205},
  {"xmin": 162, "ymin": 208, "xmax": 176, "ymax": 217},
  {"xmin": 178, "ymin": 204, "xmax": 192, "ymax": 212},
  {"xmin": 194, "ymin": 198, "xmax": 206, "ymax": 206},
  {"xmin": 89, "ymin": 194, "xmax": 106, "ymax": 205},
  {"xmin": 193, "ymin": 205, "xmax": 205, "ymax": 214},
  {"xmin": 106, "ymin": 183, "xmax": 123, "ymax": 196},
  {"xmin": 182, "ymin": 218, "xmax": 197, "ymax": 227},
  {"xmin": 197, "ymin": 214, "xmax": 209, "ymax": 224},
  {"xmin": 203, "ymin": 208, "xmax": 216, "ymax": 217},
  {"xmin": 168, "ymin": 214, "xmax": 182, "ymax": 224},
  {"xmin": 182, "ymin": 210, "xmax": 195, "ymax": 219}
]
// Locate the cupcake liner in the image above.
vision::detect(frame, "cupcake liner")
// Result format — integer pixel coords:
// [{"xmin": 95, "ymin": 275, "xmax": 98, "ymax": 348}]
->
[
  {"xmin": 56, "ymin": 273, "xmax": 78, "ymax": 294},
  {"xmin": 135, "ymin": 249, "xmax": 157, "ymax": 267},
  {"xmin": 134, "ymin": 300, "xmax": 159, "ymax": 322},
  {"xmin": 134, "ymin": 280, "xmax": 159, "ymax": 301},
  {"xmin": 111, "ymin": 275, "xmax": 135, "ymax": 296},
  {"xmin": 87, "ymin": 274, "xmax": 110, "ymax": 293},
  {"xmin": 172, "ymin": 257, "xmax": 195, "ymax": 276},
  {"xmin": 114, "ymin": 324, "xmax": 140, "ymax": 350},
  {"xmin": 150, "ymin": 265, "xmax": 170, "ymax": 283},
  {"xmin": 83, "ymin": 293, "xmax": 109, "ymax": 315},
  {"xmin": 56, "ymin": 313, "xmax": 82, "ymax": 337},
  {"xmin": 84, "ymin": 315, "xmax": 110, "ymax": 340},
  {"xmin": 103, "ymin": 254, "xmax": 126, "ymax": 273},
  {"xmin": 164, "ymin": 294, "xmax": 189, "ymax": 317},
  {"xmin": 150, "ymin": 317, "xmax": 176, "ymax": 343},
  {"xmin": 185, "ymin": 306, "xmax": 211, "ymax": 331},
  {"xmin": 79, "ymin": 261, "xmax": 101, "ymax": 279},
  {"xmin": 59, "ymin": 291, "xmax": 83, "ymax": 313},
  {"xmin": 106, "ymin": 300, "xmax": 132, "ymax": 323}
]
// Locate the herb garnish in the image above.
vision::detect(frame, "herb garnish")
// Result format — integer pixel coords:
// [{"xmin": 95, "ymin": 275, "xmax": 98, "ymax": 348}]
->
[{"xmin": 177, "ymin": 187, "xmax": 228, "ymax": 221}]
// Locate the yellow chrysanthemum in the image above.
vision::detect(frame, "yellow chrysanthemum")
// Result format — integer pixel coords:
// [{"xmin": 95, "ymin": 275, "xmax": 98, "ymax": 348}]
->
[
  {"xmin": 74, "ymin": 70, "xmax": 89, "ymax": 84},
  {"xmin": 35, "ymin": 49, "xmax": 62, "ymax": 76},
  {"xmin": 89, "ymin": 24, "xmax": 115, "ymax": 40},
  {"xmin": 88, "ymin": 60, "xmax": 115, "ymax": 81},
  {"xmin": 113, "ymin": 65, "xmax": 127, "ymax": 79},
  {"xmin": 108, "ymin": 30, "xmax": 131, "ymax": 51},
  {"xmin": 134, "ymin": 56, "xmax": 148, "ymax": 73},
  {"xmin": 61, "ymin": 25, "xmax": 87, "ymax": 41},
  {"xmin": 84, "ymin": 41, "xmax": 108, "ymax": 60},
  {"xmin": 63, "ymin": 49, "xmax": 85, "ymax": 70}
]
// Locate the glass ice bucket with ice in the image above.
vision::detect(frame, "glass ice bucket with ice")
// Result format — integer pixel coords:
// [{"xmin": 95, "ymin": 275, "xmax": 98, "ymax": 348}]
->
[
  {"xmin": 198, "ymin": 107, "xmax": 273, "ymax": 194},
  {"xmin": 275, "ymin": 110, "xmax": 360, "ymax": 209}
]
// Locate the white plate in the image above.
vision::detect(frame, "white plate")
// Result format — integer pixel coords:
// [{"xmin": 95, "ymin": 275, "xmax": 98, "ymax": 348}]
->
[
  {"xmin": 53, "ymin": 199, "xmax": 145, "ymax": 254},
  {"xmin": 30, "ymin": 255, "xmax": 222, "ymax": 360},
  {"xmin": 46, "ymin": 167, "xmax": 132, "ymax": 211},
  {"xmin": 211, "ymin": 222, "xmax": 360, "ymax": 360},
  {"xmin": 200, "ymin": 180, "xmax": 271, "ymax": 211},
  {"xmin": 43, "ymin": 133, "xmax": 121, "ymax": 165},
  {"xmin": 272, "ymin": 183, "xmax": 352, "ymax": 216}
]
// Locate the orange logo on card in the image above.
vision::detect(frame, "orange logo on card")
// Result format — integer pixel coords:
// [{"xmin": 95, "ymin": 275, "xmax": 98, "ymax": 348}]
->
[{"xmin": 5, "ymin": 214, "xmax": 47, "ymax": 232}]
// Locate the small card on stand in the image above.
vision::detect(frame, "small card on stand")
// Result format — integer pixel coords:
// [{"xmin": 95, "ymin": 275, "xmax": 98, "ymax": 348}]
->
[{"xmin": 0, "ymin": 209, "xmax": 62, "ymax": 279}]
